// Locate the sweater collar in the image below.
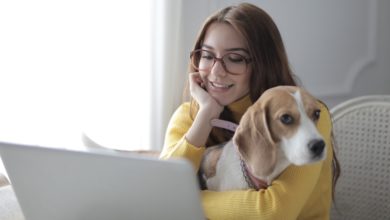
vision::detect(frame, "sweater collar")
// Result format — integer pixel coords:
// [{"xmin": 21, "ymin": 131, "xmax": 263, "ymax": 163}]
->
[{"xmin": 226, "ymin": 95, "xmax": 253, "ymax": 122}]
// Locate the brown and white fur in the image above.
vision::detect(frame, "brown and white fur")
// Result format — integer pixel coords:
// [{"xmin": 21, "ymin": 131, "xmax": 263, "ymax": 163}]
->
[{"xmin": 200, "ymin": 86, "xmax": 327, "ymax": 191}]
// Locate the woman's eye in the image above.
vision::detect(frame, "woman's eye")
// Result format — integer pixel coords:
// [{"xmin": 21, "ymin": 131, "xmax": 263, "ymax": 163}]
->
[
  {"xmin": 200, "ymin": 51, "xmax": 214, "ymax": 60},
  {"xmin": 280, "ymin": 114, "xmax": 294, "ymax": 125},
  {"xmin": 201, "ymin": 55, "xmax": 213, "ymax": 60},
  {"xmin": 227, "ymin": 54, "xmax": 245, "ymax": 63}
]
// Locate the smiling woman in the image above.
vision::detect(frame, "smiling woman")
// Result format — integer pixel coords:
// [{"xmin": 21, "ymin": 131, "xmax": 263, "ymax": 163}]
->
[{"xmin": 0, "ymin": 0, "xmax": 152, "ymax": 151}]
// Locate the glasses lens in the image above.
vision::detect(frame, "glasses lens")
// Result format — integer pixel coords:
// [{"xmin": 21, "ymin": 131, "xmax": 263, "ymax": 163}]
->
[
  {"xmin": 222, "ymin": 53, "xmax": 247, "ymax": 74},
  {"xmin": 191, "ymin": 50, "xmax": 248, "ymax": 74},
  {"xmin": 191, "ymin": 50, "xmax": 213, "ymax": 71}
]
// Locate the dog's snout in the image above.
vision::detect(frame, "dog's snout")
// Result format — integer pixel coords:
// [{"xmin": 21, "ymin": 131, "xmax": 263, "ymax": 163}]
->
[{"xmin": 308, "ymin": 139, "xmax": 325, "ymax": 156}]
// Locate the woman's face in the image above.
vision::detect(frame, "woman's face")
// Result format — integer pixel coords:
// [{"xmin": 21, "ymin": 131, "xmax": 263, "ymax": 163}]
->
[{"xmin": 200, "ymin": 22, "xmax": 252, "ymax": 106}]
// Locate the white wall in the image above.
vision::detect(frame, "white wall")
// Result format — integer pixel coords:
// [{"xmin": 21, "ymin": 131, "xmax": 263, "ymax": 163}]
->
[{"xmin": 175, "ymin": 0, "xmax": 390, "ymax": 108}]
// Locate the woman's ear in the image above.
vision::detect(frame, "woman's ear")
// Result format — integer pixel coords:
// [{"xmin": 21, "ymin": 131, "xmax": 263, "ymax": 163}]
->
[{"xmin": 233, "ymin": 104, "xmax": 277, "ymax": 178}]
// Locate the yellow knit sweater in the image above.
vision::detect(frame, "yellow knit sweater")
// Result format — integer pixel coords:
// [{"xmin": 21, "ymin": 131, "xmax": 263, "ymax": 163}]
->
[{"xmin": 160, "ymin": 95, "xmax": 333, "ymax": 220}]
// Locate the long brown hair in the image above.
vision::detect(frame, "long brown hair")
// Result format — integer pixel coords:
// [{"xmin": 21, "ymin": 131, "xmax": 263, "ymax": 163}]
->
[{"xmin": 184, "ymin": 3, "xmax": 340, "ymax": 198}]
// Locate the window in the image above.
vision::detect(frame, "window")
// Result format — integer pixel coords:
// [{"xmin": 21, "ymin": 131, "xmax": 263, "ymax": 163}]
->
[{"xmin": 0, "ymin": 0, "xmax": 152, "ymax": 151}]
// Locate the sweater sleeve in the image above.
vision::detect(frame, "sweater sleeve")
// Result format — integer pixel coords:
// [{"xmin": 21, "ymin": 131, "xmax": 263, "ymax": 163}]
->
[
  {"xmin": 159, "ymin": 103, "xmax": 206, "ymax": 171},
  {"xmin": 201, "ymin": 102, "xmax": 334, "ymax": 220}
]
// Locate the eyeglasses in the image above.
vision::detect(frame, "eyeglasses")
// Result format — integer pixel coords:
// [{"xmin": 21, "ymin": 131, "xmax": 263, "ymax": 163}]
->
[{"xmin": 190, "ymin": 49, "xmax": 251, "ymax": 75}]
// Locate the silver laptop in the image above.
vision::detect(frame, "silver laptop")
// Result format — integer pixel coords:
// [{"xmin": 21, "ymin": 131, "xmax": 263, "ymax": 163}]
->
[{"xmin": 0, "ymin": 141, "xmax": 205, "ymax": 220}]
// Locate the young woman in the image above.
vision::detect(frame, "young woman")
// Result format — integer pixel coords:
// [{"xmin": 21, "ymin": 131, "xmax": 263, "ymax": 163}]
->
[{"xmin": 160, "ymin": 3, "xmax": 339, "ymax": 220}]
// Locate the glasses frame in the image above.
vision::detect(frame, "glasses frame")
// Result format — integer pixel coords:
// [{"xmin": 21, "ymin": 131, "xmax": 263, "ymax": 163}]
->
[{"xmin": 190, "ymin": 49, "xmax": 252, "ymax": 75}]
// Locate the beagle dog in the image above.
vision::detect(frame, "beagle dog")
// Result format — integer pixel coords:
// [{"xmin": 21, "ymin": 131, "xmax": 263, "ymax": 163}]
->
[{"xmin": 200, "ymin": 86, "xmax": 327, "ymax": 191}]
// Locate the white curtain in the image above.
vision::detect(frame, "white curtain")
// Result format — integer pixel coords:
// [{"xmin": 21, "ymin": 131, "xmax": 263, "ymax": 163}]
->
[{"xmin": 150, "ymin": 0, "xmax": 188, "ymax": 151}]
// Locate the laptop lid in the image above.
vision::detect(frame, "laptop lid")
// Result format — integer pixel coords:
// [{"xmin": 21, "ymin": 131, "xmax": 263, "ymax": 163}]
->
[{"xmin": 0, "ymin": 141, "xmax": 205, "ymax": 220}]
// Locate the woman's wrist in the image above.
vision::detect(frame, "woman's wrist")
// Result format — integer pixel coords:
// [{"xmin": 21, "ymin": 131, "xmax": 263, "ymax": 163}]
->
[
  {"xmin": 197, "ymin": 106, "xmax": 221, "ymax": 122},
  {"xmin": 198, "ymin": 101, "xmax": 224, "ymax": 120},
  {"xmin": 185, "ymin": 108, "xmax": 218, "ymax": 148}
]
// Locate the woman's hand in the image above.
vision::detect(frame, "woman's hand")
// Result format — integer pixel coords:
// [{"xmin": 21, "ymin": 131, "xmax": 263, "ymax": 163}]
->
[
  {"xmin": 189, "ymin": 72, "xmax": 223, "ymax": 119},
  {"xmin": 185, "ymin": 72, "xmax": 224, "ymax": 147}
]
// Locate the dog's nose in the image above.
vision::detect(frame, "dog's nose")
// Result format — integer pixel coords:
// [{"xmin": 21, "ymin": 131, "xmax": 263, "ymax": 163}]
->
[{"xmin": 308, "ymin": 139, "xmax": 325, "ymax": 156}]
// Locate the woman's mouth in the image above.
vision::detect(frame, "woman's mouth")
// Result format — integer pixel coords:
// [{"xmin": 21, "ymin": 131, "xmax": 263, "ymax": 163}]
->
[{"xmin": 210, "ymin": 81, "xmax": 234, "ymax": 89}]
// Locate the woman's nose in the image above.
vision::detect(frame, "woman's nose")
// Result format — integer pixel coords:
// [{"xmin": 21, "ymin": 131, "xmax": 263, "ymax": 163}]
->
[{"xmin": 210, "ymin": 60, "xmax": 228, "ymax": 77}]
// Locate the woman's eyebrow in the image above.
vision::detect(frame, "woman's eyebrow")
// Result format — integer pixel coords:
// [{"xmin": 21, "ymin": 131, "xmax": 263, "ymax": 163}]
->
[
  {"xmin": 226, "ymin": 48, "xmax": 250, "ymax": 54},
  {"xmin": 201, "ymin": 44, "xmax": 214, "ymax": 50},
  {"xmin": 202, "ymin": 44, "xmax": 249, "ymax": 54}
]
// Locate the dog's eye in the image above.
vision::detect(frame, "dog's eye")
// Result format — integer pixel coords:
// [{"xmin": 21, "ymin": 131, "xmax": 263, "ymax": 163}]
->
[
  {"xmin": 280, "ymin": 114, "xmax": 294, "ymax": 125},
  {"xmin": 313, "ymin": 109, "xmax": 321, "ymax": 121}
]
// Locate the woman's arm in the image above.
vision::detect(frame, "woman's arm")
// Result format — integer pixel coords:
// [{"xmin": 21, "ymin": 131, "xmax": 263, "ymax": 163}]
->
[
  {"xmin": 159, "ymin": 103, "xmax": 206, "ymax": 169},
  {"xmin": 185, "ymin": 72, "xmax": 223, "ymax": 147},
  {"xmin": 160, "ymin": 72, "xmax": 223, "ymax": 169},
  {"xmin": 202, "ymin": 160, "xmax": 326, "ymax": 219}
]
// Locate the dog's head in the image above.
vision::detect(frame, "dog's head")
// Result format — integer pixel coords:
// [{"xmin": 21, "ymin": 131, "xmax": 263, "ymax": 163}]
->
[{"xmin": 233, "ymin": 86, "xmax": 326, "ymax": 178}]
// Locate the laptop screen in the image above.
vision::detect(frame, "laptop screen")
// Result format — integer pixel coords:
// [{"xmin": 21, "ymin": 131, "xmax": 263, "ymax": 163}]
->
[{"xmin": 0, "ymin": 141, "xmax": 205, "ymax": 220}]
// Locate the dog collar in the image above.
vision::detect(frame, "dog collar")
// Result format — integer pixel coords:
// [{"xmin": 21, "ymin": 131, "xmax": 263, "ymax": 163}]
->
[
  {"xmin": 210, "ymin": 119, "xmax": 238, "ymax": 132},
  {"xmin": 240, "ymin": 159, "xmax": 268, "ymax": 190}
]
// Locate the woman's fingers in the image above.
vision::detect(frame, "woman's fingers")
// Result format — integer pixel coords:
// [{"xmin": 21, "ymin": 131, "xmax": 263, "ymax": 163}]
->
[
  {"xmin": 189, "ymin": 72, "xmax": 206, "ymax": 94},
  {"xmin": 188, "ymin": 72, "xmax": 224, "ymax": 117}
]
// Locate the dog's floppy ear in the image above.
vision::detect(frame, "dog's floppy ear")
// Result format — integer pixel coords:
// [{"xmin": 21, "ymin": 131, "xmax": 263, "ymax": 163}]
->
[{"xmin": 233, "ymin": 103, "xmax": 277, "ymax": 178}]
